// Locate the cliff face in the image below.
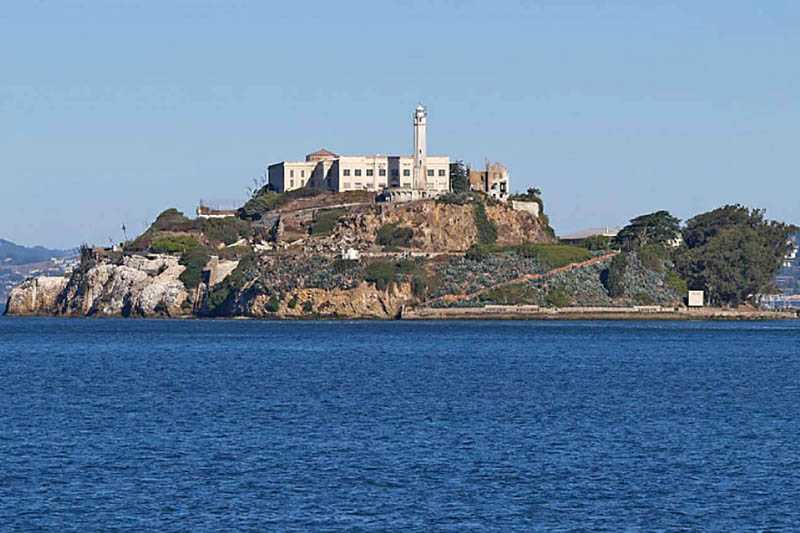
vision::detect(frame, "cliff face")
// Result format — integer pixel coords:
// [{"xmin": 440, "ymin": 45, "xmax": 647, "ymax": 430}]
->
[
  {"xmin": 332, "ymin": 201, "xmax": 552, "ymax": 252},
  {"xmin": 5, "ymin": 276, "xmax": 69, "ymax": 316},
  {"xmin": 6, "ymin": 255, "xmax": 192, "ymax": 317},
  {"xmin": 249, "ymin": 282, "xmax": 413, "ymax": 319}
]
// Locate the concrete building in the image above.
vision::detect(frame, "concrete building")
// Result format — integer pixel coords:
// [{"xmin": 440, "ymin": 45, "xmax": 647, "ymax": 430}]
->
[
  {"xmin": 469, "ymin": 161, "xmax": 510, "ymax": 201},
  {"xmin": 268, "ymin": 105, "xmax": 450, "ymax": 196}
]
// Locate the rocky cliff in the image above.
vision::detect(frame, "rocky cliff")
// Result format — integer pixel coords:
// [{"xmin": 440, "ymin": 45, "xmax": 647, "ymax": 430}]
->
[
  {"xmin": 6, "ymin": 255, "xmax": 192, "ymax": 317},
  {"xmin": 331, "ymin": 200, "xmax": 552, "ymax": 252}
]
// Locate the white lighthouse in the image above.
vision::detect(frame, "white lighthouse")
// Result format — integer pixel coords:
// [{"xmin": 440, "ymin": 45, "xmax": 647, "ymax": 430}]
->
[{"xmin": 413, "ymin": 104, "xmax": 427, "ymax": 190}]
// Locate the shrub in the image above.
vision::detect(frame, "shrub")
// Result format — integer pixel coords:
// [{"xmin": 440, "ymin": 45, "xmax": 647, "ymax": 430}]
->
[
  {"xmin": 473, "ymin": 202, "xmax": 497, "ymax": 245},
  {"xmin": 665, "ymin": 269, "xmax": 688, "ymax": 296},
  {"xmin": 150, "ymin": 235, "xmax": 201, "ymax": 254},
  {"xmin": 151, "ymin": 208, "xmax": 193, "ymax": 232},
  {"xmin": 581, "ymin": 235, "xmax": 613, "ymax": 251},
  {"xmin": 633, "ymin": 292, "xmax": 656, "ymax": 306},
  {"xmin": 606, "ymin": 253, "xmax": 628, "ymax": 297},
  {"xmin": 332, "ymin": 258, "xmax": 360, "ymax": 274},
  {"xmin": 515, "ymin": 244, "xmax": 592, "ymax": 270},
  {"xmin": 638, "ymin": 244, "xmax": 667, "ymax": 273},
  {"xmin": 288, "ymin": 295, "xmax": 299, "ymax": 309},
  {"xmin": 480, "ymin": 282, "xmax": 540, "ymax": 305},
  {"xmin": 377, "ymin": 223, "xmax": 414, "ymax": 247},
  {"xmin": 465, "ymin": 243, "xmax": 497, "ymax": 261},
  {"xmin": 302, "ymin": 301, "xmax": 314, "ymax": 313},
  {"xmin": 266, "ymin": 295, "xmax": 280, "ymax": 313},
  {"xmin": 309, "ymin": 208, "xmax": 346, "ymax": 236},
  {"xmin": 201, "ymin": 217, "xmax": 253, "ymax": 245},
  {"xmin": 178, "ymin": 248, "xmax": 211, "ymax": 288},
  {"xmin": 545, "ymin": 287, "xmax": 570, "ymax": 307},
  {"xmin": 365, "ymin": 261, "xmax": 395, "ymax": 291}
]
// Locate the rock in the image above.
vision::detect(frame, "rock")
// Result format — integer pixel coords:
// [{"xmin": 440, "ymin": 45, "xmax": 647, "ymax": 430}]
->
[
  {"xmin": 5, "ymin": 276, "xmax": 68, "ymax": 315},
  {"xmin": 6, "ymin": 254, "xmax": 192, "ymax": 317}
]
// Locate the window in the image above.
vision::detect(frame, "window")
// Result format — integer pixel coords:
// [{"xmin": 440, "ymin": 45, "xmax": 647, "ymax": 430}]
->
[
  {"xmin": 355, "ymin": 169, "xmax": 362, "ymax": 177},
  {"xmin": 301, "ymin": 170, "xmax": 305, "ymax": 178},
  {"xmin": 427, "ymin": 169, "xmax": 434, "ymax": 177},
  {"xmin": 403, "ymin": 169, "xmax": 410, "ymax": 177},
  {"xmin": 354, "ymin": 182, "xmax": 362, "ymax": 188},
  {"xmin": 379, "ymin": 169, "xmax": 386, "ymax": 176},
  {"xmin": 290, "ymin": 180, "xmax": 294, "ymax": 188},
  {"xmin": 290, "ymin": 170, "xmax": 295, "ymax": 178},
  {"xmin": 343, "ymin": 169, "xmax": 351, "ymax": 176},
  {"xmin": 366, "ymin": 169, "xmax": 373, "ymax": 177},
  {"xmin": 391, "ymin": 169, "xmax": 399, "ymax": 178},
  {"xmin": 439, "ymin": 169, "xmax": 446, "ymax": 177}
]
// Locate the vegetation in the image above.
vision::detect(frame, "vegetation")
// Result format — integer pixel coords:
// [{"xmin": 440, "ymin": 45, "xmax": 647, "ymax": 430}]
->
[
  {"xmin": 637, "ymin": 243, "xmax": 667, "ymax": 273},
  {"xmin": 509, "ymin": 187, "xmax": 544, "ymax": 214},
  {"xmin": 151, "ymin": 208, "xmax": 193, "ymax": 232},
  {"xmin": 150, "ymin": 235, "xmax": 201, "ymax": 254},
  {"xmin": 449, "ymin": 160, "xmax": 469, "ymax": 193},
  {"xmin": 511, "ymin": 243, "xmax": 592, "ymax": 269},
  {"xmin": 309, "ymin": 208, "xmax": 346, "ymax": 236},
  {"xmin": 238, "ymin": 187, "xmax": 321, "ymax": 221},
  {"xmin": 201, "ymin": 217, "xmax": 253, "ymax": 245},
  {"xmin": 178, "ymin": 248, "xmax": 211, "ymax": 288},
  {"xmin": 580, "ymin": 234, "xmax": 613, "ymax": 251},
  {"xmin": 545, "ymin": 287, "xmax": 570, "ymax": 307},
  {"xmin": 364, "ymin": 259, "xmax": 421, "ymax": 291},
  {"xmin": 674, "ymin": 205, "xmax": 795, "ymax": 306},
  {"xmin": 615, "ymin": 210, "xmax": 681, "ymax": 251},
  {"xmin": 479, "ymin": 282, "xmax": 540, "ymax": 305},
  {"xmin": 605, "ymin": 253, "xmax": 627, "ymax": 298},
  {"xmin": 473, "ymin": 202, "xmax": 497, "ymax": 245},
  {"xmin": 377, "ymin": 223, "xmax": 414, "ymax": 247}
]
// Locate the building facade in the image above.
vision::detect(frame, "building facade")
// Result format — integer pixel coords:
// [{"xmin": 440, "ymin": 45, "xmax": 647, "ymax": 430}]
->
[
  {"xmin": 468, "ymin": 161, "xmax": 510, "ymax": 201},
  {"xmin": 268, "ymin": 105, "xmax": 450, "ymax": 195}
]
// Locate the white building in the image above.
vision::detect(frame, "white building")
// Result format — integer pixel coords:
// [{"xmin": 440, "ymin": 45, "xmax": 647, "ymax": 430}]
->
[{"xmin": 268, "ymin": 105, "xmax": 450, "ymax": 196}]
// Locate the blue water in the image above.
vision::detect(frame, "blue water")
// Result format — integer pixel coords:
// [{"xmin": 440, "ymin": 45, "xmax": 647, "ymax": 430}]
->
[{"xmin": 1, "ymin": 318, "xmax": 799, "ymax": 531}]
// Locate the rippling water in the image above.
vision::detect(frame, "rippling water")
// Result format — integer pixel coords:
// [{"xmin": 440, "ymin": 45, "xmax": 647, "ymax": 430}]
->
[{"xmin": 1, "ymin": 317, "xmax": 799, "ymax": 530}]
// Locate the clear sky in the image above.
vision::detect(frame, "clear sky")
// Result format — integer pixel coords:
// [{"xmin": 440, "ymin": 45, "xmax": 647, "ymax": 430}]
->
[{"xmin": 2, "ymin": 1, "xmax": 799, "ymax": 248}]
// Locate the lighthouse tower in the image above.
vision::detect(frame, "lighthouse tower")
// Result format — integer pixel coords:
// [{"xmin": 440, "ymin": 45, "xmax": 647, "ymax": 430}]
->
[{"xmin": 413, "ymin": 104, "xmax": 427, "ymax": 190}]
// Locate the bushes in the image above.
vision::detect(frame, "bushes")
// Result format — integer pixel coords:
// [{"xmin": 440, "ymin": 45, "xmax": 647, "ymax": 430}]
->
[
  {"xmin": 151, "ymin": 208, "xmax": 193, "ymax": 232},
  {"xmin": 310, "ymin": 208, "xmax": 346, "ymax": 236},
  {"xmin": 606, "ymin": 253, "xmax": 628, "ymax": 297},
  {"xmin": 365, "ymin": 261, "xmax": 395, "ymax": 291},
  {"xmin": 665, "ymin": 269, "xmax": 688, "ymax": 295},
  {"xmin": 545, "ymin": 287, "xmax": 570, "ymax": 307},
  {"xmin": 515, "ymin": 244, "xmax": 592, "ymax": 270},
  {"xmin": 179, "ymin": 248, "xmax": 211, "ymax": 288},
  {"xmin": 638, "ymin": 244, "xmax": 667, "ymax": 273},
  {"xmin": 377, "ymin": 223, "xmax": 414, "ymax": 247},
  {"xmin": 473, "ymin": 202, "xmax": 498, "ymax": 245},
  {"xmin": 201, "ymin": 217, "xmax": 253, "ymax": 245},
  {"xmin": 479, "ymin": 282, "xmax": 540, "ymax": 305},
  {"xmin": 150, "ymin": 235, "xmax": 201, "ymax": 254},
  {"xmin": 265, "ymin": 295, "xmax": 280, "ymax": 313}
]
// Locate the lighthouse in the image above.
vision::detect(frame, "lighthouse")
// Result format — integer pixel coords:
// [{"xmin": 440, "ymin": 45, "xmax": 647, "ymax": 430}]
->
[{"xmin": 413, "ymin": 104, "xmax": 427, "ymax": 190}]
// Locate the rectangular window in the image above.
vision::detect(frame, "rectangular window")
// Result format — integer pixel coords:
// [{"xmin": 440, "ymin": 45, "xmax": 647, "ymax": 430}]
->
[
  {"xmin": 366, "ymin": 169, "xmax": 374, "ymax": 176},
  {"xmin": 355, "ymin": 169, "xmax": 362, "ymax": 177},
  {"xmin": 290, "ymin": 170, "xmax": 295, "ymax": 178},
  {"xmin": 439, "ymin": 169, "xmax": 446, "ymax": 177},
  {"xmin": 301, "ymin": 170, "xmax": 305, "ymax": 178},
  {"xmin": 403, "ymin": 169, "xmax": 410, "ymax": 177},
  {"xmin": 391, "ymin": 169, "xmax": 399, "ymax": 178},
  {"xmin": 427, "ymin": 169, "xmax": 434, "ymax": 177},
  {"xmin": 343, "ymin": 169, "xmax": 351, "ymax": 176},
  {"xmin": 354, "ymin": 182, "xmax": 362, "ymax": 188},
  {"xmin": 290, "ymin": 180, "xmax": 294, "ymax": 188},
  {"xmin": 379, "ymin": 169, "xmax": 386, "ymax": 177}
]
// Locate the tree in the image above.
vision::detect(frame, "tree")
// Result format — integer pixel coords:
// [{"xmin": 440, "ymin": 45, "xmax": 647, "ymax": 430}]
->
[
  {"xmin": 615, "ymin": 210, "xmax": 681, "ymax": 250},
  {"xmin": 449, "ymin": 161, "xmax": 469, "ymax": 193},
  {"xmin": 674, "ymin": 205, "xmax": 794, "ymax": 306}
]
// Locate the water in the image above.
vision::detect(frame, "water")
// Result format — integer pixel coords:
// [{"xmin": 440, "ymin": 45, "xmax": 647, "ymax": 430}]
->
[{"xmin": 1, "ymin": 318, "xmax": 799, "ymax": 531}]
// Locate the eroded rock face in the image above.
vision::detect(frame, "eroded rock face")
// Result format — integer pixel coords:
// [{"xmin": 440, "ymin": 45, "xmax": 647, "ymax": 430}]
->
[
  {"xmin": 248, "ymin": 282, "xmax": 414, "ymax": 319},
  {"xmin": 331, "ymin": 200, "xmax": 553, "ymax": 252},
  {"xmin": 6, "ymin": 255, "xmax": 192, "ymax": 317},
  {"xmin": 5, "ymin": 276, "xmax": 69, "ymax": 316}
]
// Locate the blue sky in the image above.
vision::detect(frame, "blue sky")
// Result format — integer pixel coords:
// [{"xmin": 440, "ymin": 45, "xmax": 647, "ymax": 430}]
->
[{"xmin": 2, "ymin": 1, "xmax": 799, "ymax": 248}]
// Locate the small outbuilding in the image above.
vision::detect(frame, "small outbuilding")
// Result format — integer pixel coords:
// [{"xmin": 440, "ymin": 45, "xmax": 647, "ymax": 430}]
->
[{"xmin": 688, "ymin": 290, "xmax": 704, "ymax": 307}]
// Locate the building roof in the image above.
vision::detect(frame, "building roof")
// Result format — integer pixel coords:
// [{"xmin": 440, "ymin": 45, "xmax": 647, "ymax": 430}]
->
[
  {"xmin": 559, "ymin": 227, "xmax": 620, "ymax": 240},
  {"xmin": 306, "ymin": 148, "xmax": 339, "ymax": 160}
]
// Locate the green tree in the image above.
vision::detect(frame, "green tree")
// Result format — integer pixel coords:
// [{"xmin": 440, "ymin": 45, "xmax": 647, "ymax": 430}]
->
[
  {"xmin": 674, "ymin": 205, "xmax": 794, "ymax": 306},
  {"xmin": 615, "ymin": 210, "xmax": 681, "ymax": 251},
  {"xmin": 449, "ymin": 161, "xmax": 469, "ymax": 193}
]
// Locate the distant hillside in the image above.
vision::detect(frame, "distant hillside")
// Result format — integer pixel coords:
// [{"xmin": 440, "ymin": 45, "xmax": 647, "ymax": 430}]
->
[{"xmin": 0, "ymin": 239, "xmax": 74, "ymax": 265}]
